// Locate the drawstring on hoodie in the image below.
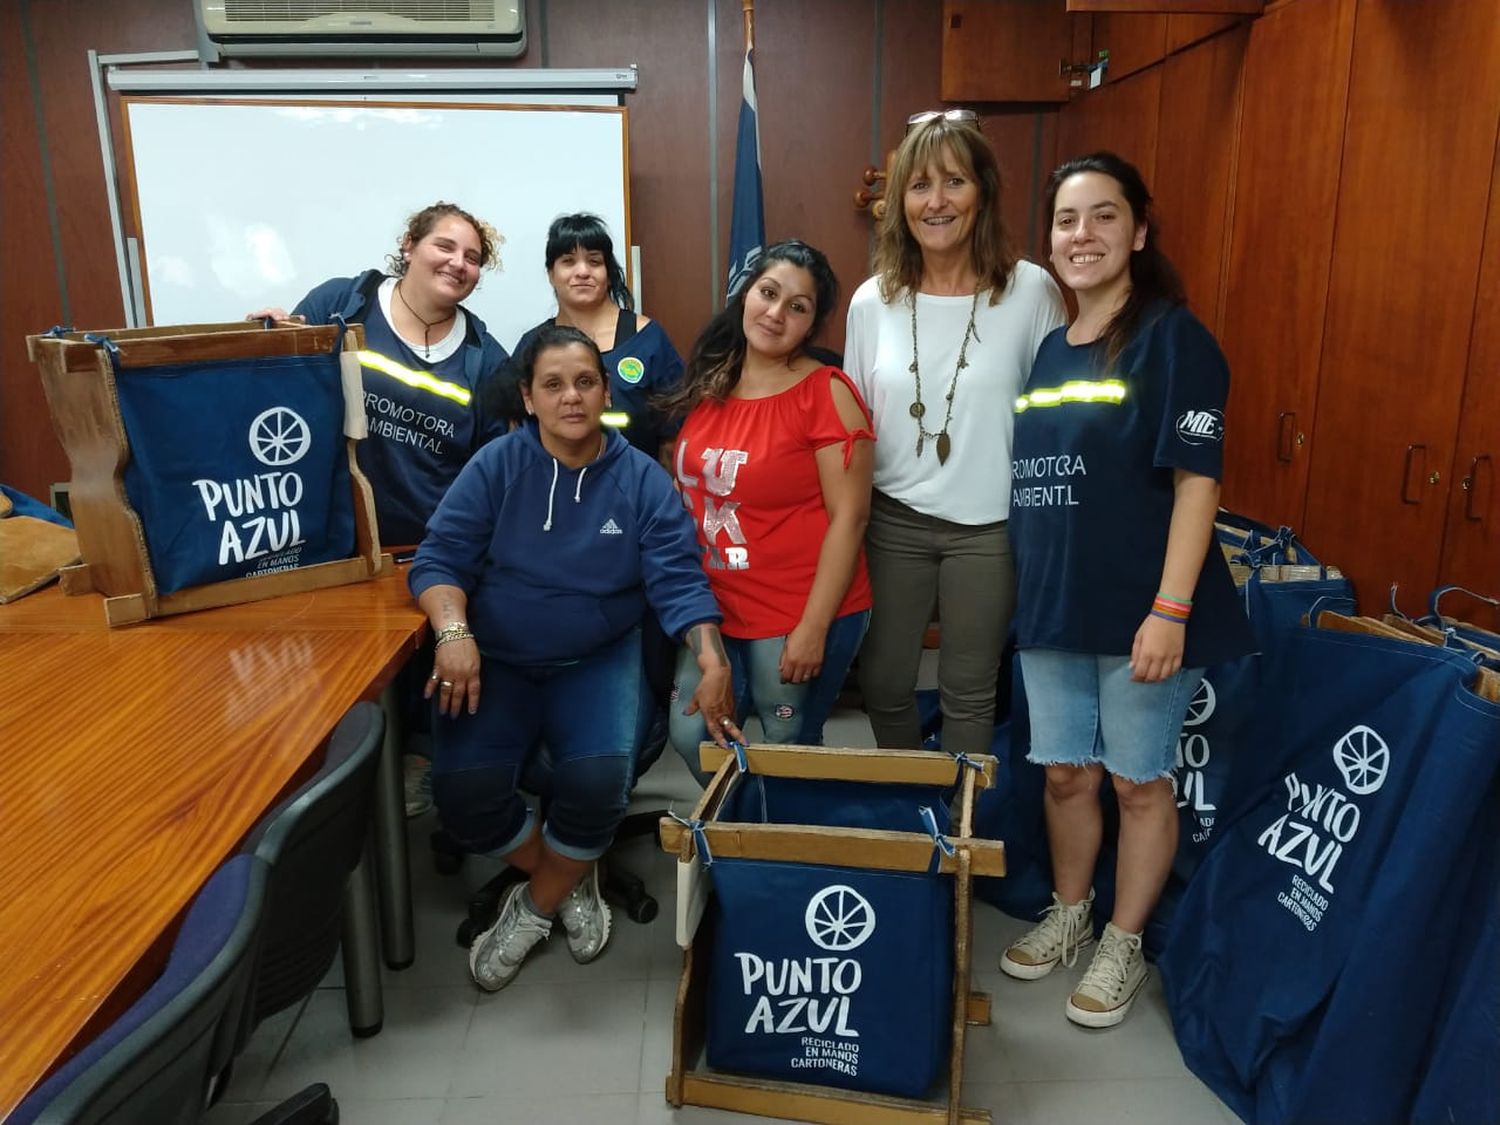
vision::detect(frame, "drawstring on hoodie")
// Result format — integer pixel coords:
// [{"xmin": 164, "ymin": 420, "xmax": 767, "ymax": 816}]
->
[
  {"xmin": 542, "ymin": 458, "xmax": 560, "ymax": 531},
  {"xmin": 541, "ymin": 459, "xmax": 593, "ymax": 531}
]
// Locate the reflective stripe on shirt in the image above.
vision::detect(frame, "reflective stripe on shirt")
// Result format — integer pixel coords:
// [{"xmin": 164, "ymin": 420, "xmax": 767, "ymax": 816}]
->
[
  {"xmin": 1014, "ymin": 379, "xmax": 1127, "ymax": 412},
  {"xmin": 357, "ymin": 350, "xmax": 472, "ymax": 406}
]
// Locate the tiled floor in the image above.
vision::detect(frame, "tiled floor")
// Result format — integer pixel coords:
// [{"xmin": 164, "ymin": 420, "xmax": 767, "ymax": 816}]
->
[{"xmin": 205, "ymin": 705, "xmax": 1239, "ymax": 1125}]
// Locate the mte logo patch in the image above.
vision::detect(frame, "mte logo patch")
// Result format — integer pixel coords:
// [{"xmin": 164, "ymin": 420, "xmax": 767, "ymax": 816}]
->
[
  {"xmin": 1175, "ymin": 408, "xmax": 1224, "ymax": 445},
  {"xmin": 616, "ymin": 356, "xmax": 645, "ymax": 384}
]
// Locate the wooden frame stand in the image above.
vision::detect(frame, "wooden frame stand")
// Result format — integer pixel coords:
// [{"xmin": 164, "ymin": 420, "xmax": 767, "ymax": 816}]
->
[
  {"xmin": 27, "ymin": 322, "xmax": 388, "ymax": 626},
  {"xmin": 659, "ymin": 744, "xmax": 1006, "ymax": 1125}
]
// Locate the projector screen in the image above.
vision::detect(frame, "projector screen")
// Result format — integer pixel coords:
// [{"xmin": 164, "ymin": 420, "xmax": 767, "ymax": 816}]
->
[{"xmin": 119, "ymin": 96, "xmax": 630, "ymax": 352}]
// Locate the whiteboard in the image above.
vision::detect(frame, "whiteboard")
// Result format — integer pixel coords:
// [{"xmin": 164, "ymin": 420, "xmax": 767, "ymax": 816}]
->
[{"xmin": 119, "ymin": 97, "xmax": 630, "ymax": 352}]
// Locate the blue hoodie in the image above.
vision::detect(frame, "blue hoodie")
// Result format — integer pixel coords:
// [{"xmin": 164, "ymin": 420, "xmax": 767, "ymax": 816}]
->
[{"xmin": 408, "ymin": 422, "xmax": 720, "ymax": 666}]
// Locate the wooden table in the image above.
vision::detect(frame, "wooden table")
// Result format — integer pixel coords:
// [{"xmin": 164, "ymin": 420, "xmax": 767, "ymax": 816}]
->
[{"xmin": 0, "ymin": 569, "xmax": 427, "ymax": 1120}]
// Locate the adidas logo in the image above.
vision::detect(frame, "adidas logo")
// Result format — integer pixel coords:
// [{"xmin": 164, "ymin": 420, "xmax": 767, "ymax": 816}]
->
[{"xmin": 599, "ymin": 518, "xmax": 624, "ymax": 536}]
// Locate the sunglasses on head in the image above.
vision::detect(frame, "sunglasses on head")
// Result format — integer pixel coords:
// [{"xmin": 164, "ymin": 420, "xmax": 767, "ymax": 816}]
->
[{"xmin": 906, "ymin": 108, "xmax": 979, "ymax": 132}]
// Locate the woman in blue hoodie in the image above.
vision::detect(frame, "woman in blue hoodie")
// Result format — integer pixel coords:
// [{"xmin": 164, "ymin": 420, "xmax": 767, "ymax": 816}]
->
[{"xmin": 408, "ymin": 324, "xmax": 740, "ymax": 992}]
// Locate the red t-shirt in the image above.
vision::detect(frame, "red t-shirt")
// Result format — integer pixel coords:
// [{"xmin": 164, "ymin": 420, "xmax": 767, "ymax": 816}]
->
[{"xmin": 674, "ymin": 366, "xmax": 875, "ymax": 639}]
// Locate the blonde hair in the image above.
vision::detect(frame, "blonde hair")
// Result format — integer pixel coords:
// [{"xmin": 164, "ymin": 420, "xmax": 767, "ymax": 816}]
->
[{"xmin": 872, "ymin": 116, "xmax": 1016, "ymax": 305}]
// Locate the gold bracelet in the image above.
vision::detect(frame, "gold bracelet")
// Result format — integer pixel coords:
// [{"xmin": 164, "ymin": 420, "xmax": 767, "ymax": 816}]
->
[{"xmin": 434, "ymin": 622, "xmax": 475, "ymax": 647}]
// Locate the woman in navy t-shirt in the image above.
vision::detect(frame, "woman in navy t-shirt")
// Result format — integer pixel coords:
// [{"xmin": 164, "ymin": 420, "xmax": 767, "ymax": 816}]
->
[
  {"xmin": 501, "ymin": 213, "xmax": 685, "ymax": 464},
  {"xmin": 1001, "ymin": 152, "xmax": 1253, "ymax": 1029}
]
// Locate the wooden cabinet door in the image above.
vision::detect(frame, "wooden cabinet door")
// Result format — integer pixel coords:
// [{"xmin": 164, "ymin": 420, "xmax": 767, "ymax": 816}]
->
[
  {"xmin": 1090, "ymin": 12, "xmax": 1167, "ymax": 82},
  {"xmin": 1152, "ymin": 22, "xmax": 1247, "ymax": 334},
  {"xmin": 941, "ymin": 0, "xmax": 1074, "ymax": 103},
  {"xmin": 1165, "ymin": 13, "xmax": 1241, "ymax": 53},
  {"xmin": 1437, "ymin": 147, "xmax": 1500, "ymax": 632},
  {"xmin": 1301, "ymin": 0, "xmax": 1500, "ymax": 615},
  {"xmin": 1216, "ymin": 0, "xmax": 1356, "ymax": 528}
]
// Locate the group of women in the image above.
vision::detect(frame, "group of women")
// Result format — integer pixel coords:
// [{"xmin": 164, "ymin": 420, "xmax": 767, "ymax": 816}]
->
[{"xmin": 262, "ymin": 108, "xmax": 1248, "ymax": 1032}]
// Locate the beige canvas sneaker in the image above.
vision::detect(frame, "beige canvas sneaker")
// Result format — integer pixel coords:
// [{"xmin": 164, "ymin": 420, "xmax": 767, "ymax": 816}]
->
[
  {"xmin": 1066, "ymin": 921, "xmax": 1147, "ymax": 1028},
  {"xmin": 1000, "ymin": 889, "xmax": 1095, "ymax": 980}
]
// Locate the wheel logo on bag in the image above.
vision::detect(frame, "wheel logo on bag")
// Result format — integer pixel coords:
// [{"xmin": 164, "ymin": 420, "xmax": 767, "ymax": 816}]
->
[
  {"xmin": 249, "ymin": 407, "xmax": 311, "ymax": 466},
  {"xmin": 1183, "ymin": 679, "xmax": 1217, "ymax": 727},
  {"xmin": 805, "ymin": 885, "xmax": 876, "ymax": 952},
  {"xmin": 1332, "ymin": 724, "xmax": 1390, "ymax": 794}
]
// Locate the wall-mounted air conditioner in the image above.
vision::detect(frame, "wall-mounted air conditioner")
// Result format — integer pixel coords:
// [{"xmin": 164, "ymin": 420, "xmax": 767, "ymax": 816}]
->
[{"xmin": 194, "ymin": 0, "xmax": 526, "ymax": 61}]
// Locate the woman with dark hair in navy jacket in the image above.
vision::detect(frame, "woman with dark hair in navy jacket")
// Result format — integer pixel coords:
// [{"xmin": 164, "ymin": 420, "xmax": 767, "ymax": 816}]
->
[{"xmin": 408, "ymin": 324, "xmax": 740, "ymax": 993}]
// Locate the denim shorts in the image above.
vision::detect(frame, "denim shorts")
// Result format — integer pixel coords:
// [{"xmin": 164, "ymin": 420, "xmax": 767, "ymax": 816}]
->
[{"xmin": 1018, "ymin": 648, "xmax": 1205, "ymax": 783}]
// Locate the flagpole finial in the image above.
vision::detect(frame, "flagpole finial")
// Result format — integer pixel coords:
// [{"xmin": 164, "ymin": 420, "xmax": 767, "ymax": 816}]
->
[{"xmin": 741, "ymin": 0, "xmax": 755, "ymax": 50}]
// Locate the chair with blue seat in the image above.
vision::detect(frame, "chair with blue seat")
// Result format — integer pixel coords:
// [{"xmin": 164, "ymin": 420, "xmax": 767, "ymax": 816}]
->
[
  {"xmin": 237, "ymin": 700, "xmax": 387, "ymax": 1042},
  {"xmin": 12, "ymin": 854, "xmax": 268, "ymax": 1125}
]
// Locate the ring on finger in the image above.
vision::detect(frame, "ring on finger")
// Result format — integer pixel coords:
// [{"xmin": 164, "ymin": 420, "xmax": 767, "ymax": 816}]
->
[{"xmin": 440, "ymin": 680, "xmax": 454, "ymax": 689}]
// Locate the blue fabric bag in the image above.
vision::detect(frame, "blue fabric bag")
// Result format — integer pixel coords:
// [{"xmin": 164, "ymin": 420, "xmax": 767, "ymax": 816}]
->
[
  {"xmin": 705, "ymin": 776, "xmax": 955, "ymax": 1099},
  {"xmin": 109, "ymin": 330, "xmax": 355, "ymax": 594},
  {"xmin": 1408, "ymin": 792, "xmax": 1500, "ymax": 1125},
  {"xmin": 1159, "ymin": 620, "xmax": 1500, "ymax": 1125}
]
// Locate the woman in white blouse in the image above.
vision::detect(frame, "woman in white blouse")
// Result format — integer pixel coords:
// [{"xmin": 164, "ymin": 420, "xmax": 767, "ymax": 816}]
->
[{"xmin": 844, "ymin": 109, "xmax": 1066, "ymax": 756}]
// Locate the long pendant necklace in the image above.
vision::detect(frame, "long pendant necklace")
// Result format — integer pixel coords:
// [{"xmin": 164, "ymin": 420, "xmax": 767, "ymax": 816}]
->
[
  {"xmin": 908, "ymin": 288, "xmax": 980, "ymax": 465},
  {"xmin": 394, "ymin": 280, "xmax": 455, "ymax": 361}
]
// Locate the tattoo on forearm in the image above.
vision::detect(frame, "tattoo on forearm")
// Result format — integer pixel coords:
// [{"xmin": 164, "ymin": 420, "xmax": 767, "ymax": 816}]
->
[{"xmin": 686, "ymin": 624, "xmax": 729, "ymax": 667}]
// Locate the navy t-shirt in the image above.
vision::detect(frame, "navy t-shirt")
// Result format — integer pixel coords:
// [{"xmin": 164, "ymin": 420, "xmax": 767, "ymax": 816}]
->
[
  {"xmin": 1010, "ymin": 302, "xmax": 1253, "ymax": 668},
  {"xmin": 293, "ymin": 273, "xmax": 508, "ymax": 548},
  {"xmin": 353, "ymin": 310, "xmax": 506, "ymax": 546},
  {"xmin": 511, "ymin": 311, "xmax": 685, "ymax": 457}
]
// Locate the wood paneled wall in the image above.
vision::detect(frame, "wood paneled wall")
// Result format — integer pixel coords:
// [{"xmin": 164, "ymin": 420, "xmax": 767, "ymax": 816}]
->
[{"xmin": 0, "ymin": 0, "xmax": 1058, "ymax": 500}]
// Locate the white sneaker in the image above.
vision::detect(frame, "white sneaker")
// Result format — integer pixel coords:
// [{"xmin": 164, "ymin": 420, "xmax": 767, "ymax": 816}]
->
[
  {"xmin": 1000, "ymin": 890, "xmax": 1095, "ymax": 980},
  {"xmin": 468, "ymin": 883, "xmax": 552, "ymax": 992},
  {"xmin": 403, "ymin": 754, "xmax": 433, "ymax": 818},
  {"xmin": 557, "ymin": 864, "xmax": 613, "ymax": 964},
  {"xmin": 1066, "ymin": 921, "xmax": 1147, "ymax": 1028}
]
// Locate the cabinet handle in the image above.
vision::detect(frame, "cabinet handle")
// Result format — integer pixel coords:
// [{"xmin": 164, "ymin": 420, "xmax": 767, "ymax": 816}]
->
[
  {"xmin": 1401, "ymin": 443, "xmax": 1426, "ymax": 505},
  {"xmin": 1464, "ymin": 454, "xmax": 1491, "ymax": 521},
  {"xmin": 1276, "ymin": 411, "xmax": 1297, "ymax": 463}
]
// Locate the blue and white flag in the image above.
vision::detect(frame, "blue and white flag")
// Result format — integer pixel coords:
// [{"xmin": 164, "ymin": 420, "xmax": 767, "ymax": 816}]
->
[{"xmin": 725, "ymin": 47, "xmax": 765, "ymax": 300}]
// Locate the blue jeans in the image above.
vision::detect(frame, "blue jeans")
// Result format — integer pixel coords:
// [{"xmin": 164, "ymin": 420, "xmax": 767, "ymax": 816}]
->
[
  {"xmin": 1018, "ymin": 648, "xmax": 1205, "ymax": 784},
  {"xmin": 669, "ymin": 609, "xmax": 870, "ymax": 784},
  {"xmin": 431, "ymin": 627, "xmax": 652, "ymax": 861}
]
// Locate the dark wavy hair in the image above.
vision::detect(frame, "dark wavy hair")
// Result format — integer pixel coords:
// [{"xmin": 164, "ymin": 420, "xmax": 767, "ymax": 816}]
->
[
  {"xmin": 1044, "ymin": 151, "xmax": 1184, "ymax": 370},
  {"xmin": 545, "ymin": 212, "xmax": 633, "ymax": 311},
  {"xmin": 658, "ymin": 239, "xmax": 840, "ymax": 418},
  {"xmin": 872, "ymin": 113, "xmax": 1016, "ymax": 305},
  {"xmin": 516, "ymin": 323, "xmax": 607, "ymax": 392},
  {"xmin": 386, "ymin": 201, "xmax": 501, "ymax": 276}
]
